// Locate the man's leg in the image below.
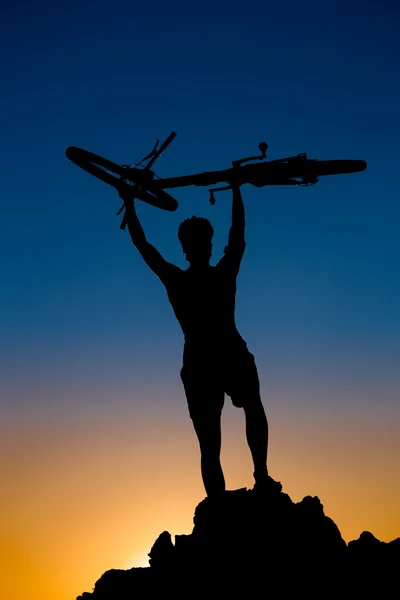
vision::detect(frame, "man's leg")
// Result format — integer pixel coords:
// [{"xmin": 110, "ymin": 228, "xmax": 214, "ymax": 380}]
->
[
  {"xmin": 192, "ymin": 412, "xmax": 225, "ymax": 497},
  {"xmin": 229, "ymin": 352, "xmax": 270, "ymax": 485},
  {"xmin": 243, "ymin": 399, "xmax": 269, "ymax": 482},
  {"xmin": 181, "ymin": 364, "xmax": 225, "ymax": 497}
]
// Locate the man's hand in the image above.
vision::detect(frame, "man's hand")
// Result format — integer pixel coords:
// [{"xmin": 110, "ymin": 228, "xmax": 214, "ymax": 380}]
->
[
  {"xmin": 118, "ymin": 187, "xmax": 134, "ymax": 201},
  {"xmin": 228, "ymin": 166, "xmax": 243, "ymax": 190},
  {"xmin": 118, "ymin": 187, "xmax": 136, "ymax": 213}
]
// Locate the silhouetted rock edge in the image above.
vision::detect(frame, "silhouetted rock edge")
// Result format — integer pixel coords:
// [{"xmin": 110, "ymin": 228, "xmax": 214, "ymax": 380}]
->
[{"xmin": 77, "ymin": 484, "xmax": 399, "ymax": 599}]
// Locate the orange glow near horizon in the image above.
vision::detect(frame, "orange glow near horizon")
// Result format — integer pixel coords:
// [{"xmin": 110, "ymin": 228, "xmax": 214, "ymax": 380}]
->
[{"xmin": 1, "ymin": 401, "xmax": 399, "ymax": 600}]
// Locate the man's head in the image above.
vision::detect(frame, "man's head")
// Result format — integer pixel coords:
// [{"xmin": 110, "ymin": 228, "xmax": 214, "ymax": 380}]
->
[{"xmin": 178, "ymin": 216, "xmax": 214, "ymax": 266}]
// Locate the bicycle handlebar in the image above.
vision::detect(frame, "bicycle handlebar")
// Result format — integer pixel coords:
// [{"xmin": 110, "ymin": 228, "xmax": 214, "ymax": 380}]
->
[
  {"xmin": 144, "ymin": 131, "xmax": 177, "ymax": 172},
  {"xmin": 158, "ymin": 131, "xmax": 177, "ymax": 154}
]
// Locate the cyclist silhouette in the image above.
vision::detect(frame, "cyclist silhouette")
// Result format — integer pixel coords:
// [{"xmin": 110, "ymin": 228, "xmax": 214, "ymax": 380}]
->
[{"xmin": 121, "ymin": 185, "xmax": 278, "ymax": 497}]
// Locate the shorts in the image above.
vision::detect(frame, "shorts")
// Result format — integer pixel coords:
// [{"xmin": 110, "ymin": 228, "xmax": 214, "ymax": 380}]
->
[{"xmin": 180, "ymin": 348, "xmax": 261, "ymax": 422}]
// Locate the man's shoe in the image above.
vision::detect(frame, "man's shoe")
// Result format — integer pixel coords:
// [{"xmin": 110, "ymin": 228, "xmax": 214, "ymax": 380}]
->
[{"xmin": 253, "ymin": 472, "xmax": 282, "ymax": 494}]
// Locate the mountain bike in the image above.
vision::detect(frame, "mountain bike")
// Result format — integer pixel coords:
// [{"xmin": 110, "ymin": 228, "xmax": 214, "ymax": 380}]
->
[{"xmin": 65, "ymin": 131, "xmax": 367, "ymax": 229}]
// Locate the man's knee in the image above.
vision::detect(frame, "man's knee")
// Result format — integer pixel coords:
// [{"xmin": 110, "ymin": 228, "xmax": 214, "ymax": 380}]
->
[
  {"xmin": 193, "ymin": 416, "xmax": 221, "ymax": 450},
  {"xmin": 232, "ymin": 388, "xmax": 264, "ymax": 410},
  {"xmin": 244, "ymin": 398, "xmax": 267, "ymax": 420}
]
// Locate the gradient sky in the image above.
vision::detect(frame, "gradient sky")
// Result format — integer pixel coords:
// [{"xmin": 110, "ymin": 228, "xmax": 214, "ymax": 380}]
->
[{"xmin": 1, "ymin": 2, "xmax": 399, "ymax": 599}]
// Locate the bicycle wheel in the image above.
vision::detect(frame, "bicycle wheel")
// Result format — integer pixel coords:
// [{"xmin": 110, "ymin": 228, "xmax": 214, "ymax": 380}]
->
[
  {"xmin": 65, "ymin": 146, "xmax": 178, "ymax": 211},
  {"xmin": 245, "ymin": 158, "xmax": 367, "ymax": 186},
  {"xmin": 307, "ymin": 159, "xmax": 367, "ymax": 177},
  {"xmin": 159, "ymin": 159, "xmax": 367, "ymax": 191}
]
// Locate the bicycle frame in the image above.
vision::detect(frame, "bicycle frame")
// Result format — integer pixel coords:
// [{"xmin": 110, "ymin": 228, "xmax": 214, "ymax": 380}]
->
[{"xmin": 118, "ymin": 134, "xmax": 312, "ymax": 205}]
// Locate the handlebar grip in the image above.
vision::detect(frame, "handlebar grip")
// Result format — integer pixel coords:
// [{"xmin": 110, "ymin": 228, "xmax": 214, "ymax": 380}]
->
[{"xmin": 158, "ymin": 131, "xmax": 177, "ymax": 154}]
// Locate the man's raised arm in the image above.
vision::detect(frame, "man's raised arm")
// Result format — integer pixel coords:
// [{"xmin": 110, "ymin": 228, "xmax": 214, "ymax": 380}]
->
[
  {"xmin": 221, "ymin": 184, "xmax": 246, "ymax": 268},
  {"xmin": 228, "ymin": 184, "xmax": 245, "ymax": 247},
  {"xmin": 121, "ymin": 193, "xmax": 176, "ymax": 282}
]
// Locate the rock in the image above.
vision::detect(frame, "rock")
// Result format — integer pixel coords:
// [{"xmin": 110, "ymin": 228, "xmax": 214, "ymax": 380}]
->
[
  {"xmin": 77, "ymin": 481, "xmax": 399, "ymax": 599},
  {"xmin": 148, "ymin": 531, "xmax": 175, "ymax": 570}
]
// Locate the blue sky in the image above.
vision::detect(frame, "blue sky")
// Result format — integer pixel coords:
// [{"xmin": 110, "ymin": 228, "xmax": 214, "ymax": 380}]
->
[
  {"xmin": 0, "ymin": 2, "xmax": 400, "ymax": 422},
  {"xmin": 0, "ymin": 2, "xmax": 398, "ymax": 418},
  {"xmin": 2, "ymin": 0, "xmax": 399, "ymax": 422}
]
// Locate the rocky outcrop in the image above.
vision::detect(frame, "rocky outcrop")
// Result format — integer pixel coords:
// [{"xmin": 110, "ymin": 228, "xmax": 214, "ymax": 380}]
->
[{"xmin": 77, "ymin": 483, "xmax": 399, "ymax": 599}]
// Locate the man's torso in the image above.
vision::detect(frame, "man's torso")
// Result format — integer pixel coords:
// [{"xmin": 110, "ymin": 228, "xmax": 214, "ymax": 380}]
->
[{"xmin": 161, "ymin": 262, "xmax": 247, "ymax": 363}]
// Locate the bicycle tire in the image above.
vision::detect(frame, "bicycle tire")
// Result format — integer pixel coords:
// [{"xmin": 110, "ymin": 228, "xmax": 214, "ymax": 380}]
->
[
  {"xmin": 65, "ymin": 146, "xmax": 178, "ymax": 211},
  {"xmin": 300, "ymin": 159, "xmax": 367, "ymax": 177},
  {"xmin": 242, "ymin": 159, "xmax": 367, "ymax": 182},
  {"xmin": 152, "ymin": 159, "xmax": 367, "ymax": 191}
]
